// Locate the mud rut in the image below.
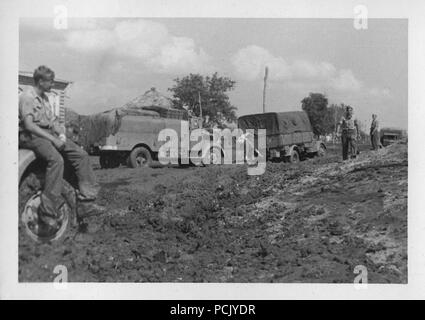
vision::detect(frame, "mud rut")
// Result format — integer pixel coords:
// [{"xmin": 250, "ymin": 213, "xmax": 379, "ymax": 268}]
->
[{"xmin": 19, "ymin": 144, "xmax": 407, "ymax": 283}]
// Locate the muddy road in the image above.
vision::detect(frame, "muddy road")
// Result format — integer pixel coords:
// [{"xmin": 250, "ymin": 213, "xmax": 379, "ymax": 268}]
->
[{"xmin": 19, "ymin": 143, "xmax": 407, "ymax": 283}]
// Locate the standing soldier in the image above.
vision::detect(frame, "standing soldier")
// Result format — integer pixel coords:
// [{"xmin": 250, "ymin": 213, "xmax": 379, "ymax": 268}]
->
[
  {"xmin": 370, "ymin": 114, "xmax": 380, "ymax": 150},
  {"xmin": 336, "ymin": 106, "xmax": 360, "ymax": 160}
]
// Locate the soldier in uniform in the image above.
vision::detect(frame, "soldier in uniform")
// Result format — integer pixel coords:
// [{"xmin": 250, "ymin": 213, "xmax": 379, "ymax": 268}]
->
[
  {"xmin": 370, "ymin": 114, "xmax": 381, "ymax": 150},
  {"xmin": 336, "ymin": 106, "xmax": 360, "ymax": 160},
  {"xmin": 19, "ymin": 65, "xmax": 104, "ymax": 231}
]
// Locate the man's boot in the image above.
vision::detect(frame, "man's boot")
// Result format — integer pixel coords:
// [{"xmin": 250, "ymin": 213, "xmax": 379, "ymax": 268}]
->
[
  {"xmin": 37, "ymin": 193, "xmax": 64, "ymax": 236},
  {"xmin": 77, "ymin": 201, "xmax": 107, "ymax": 219}
]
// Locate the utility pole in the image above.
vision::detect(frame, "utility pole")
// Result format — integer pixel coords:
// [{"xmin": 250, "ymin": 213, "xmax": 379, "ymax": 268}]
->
[
  {"xmin": 334, "ymin": 105, "xmax": 337, "ymax": 144},
  {"xmin": 263, "ymin": 66, "xmax": 268, "ymax": 113},
  {"xmin": 198, "ymin": 91, "xmax": 203, "ymax": 128}
]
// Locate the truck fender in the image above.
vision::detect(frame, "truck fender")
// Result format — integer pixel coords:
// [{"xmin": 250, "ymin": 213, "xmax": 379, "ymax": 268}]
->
[
  {"xmin": 19, "ymin": 149, "xmax": 37, "ymax": 182},
  {"xmin": 287, "ymin": 144, "xmax": 298, "ymax": 156},
  {"xmin": 318, "ymin": 141, "xmax": 326, "ymax": 150}
]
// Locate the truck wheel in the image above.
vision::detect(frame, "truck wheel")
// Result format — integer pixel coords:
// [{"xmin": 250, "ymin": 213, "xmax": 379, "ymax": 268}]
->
[
  {"xmin": 129, "ymin": 147, "xmax": 152, "ymax": 168},
  {"xmin": 100, "ymin": 154, "xmax": 120, "ymax": 169},
  {"xmin": 288, "ymin": 149, "xmax": 300, "ymax": 163},
  {"xmin": 202, "ymin": 146, "xmax": 223, "ymax": 165},
  {"xmin": 99, "ymin": 154, "xmax": 108, "ymax": 168},
  {"xmin": 19, "ymin": 171, "xmax": 75, "ymax": 243},
  {"xmin": 317, "ymin": 144, "xmax": 326, "ymax": 157}
]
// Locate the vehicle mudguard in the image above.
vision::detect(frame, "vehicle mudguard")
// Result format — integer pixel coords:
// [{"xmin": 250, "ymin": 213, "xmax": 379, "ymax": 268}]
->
[{"xmin": 19, "ymin": 149, "xmax": 37, "ymax": 182}]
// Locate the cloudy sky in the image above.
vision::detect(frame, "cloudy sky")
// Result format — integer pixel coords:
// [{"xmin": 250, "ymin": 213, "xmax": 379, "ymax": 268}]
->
[{"xmin": 20, "ymin": 18, "xmax": 407, "ymax": 129}]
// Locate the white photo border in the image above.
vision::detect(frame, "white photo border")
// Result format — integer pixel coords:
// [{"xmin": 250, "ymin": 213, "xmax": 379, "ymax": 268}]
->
[{"xmin": 0, "ymin": 0, "xmax": 423, "ymax": 299}]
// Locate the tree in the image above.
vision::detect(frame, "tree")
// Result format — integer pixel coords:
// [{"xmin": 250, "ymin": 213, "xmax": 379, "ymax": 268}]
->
[
  {"xmin": 327, "ymin": 103, "xmax": 347, "ymax": 133},
  {"xmin": 301, "ymin": 93, "xmax": 329, "ymax": 136},
  {"xmin": 168, "ymin": 73, "xmax": 237, "ymax": 128}
]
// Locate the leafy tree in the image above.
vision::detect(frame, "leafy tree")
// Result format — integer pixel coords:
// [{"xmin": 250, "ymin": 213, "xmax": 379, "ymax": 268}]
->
[
  {"xmin": 327, "ymin": 103, "xmax": 347, "ymax": 133},
  {"xmin": 168, "ymin": 73, "xmax": 237, "ymax": 128},
  {"xmin": 301, "ymin": 93, "xmax": 329, "ymax": 136}
]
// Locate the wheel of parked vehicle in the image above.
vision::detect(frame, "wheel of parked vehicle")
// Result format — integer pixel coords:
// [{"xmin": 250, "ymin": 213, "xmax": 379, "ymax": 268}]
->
[
  {"xmin": 19, "ymin": 169, "xmax": 75, "ymax": 243},
  {"xmin": 317, "ymin": 144, "xmax": 326, "ymax": 157},
  {"xmin": 202, "ymin": 146, "xmax": 223, "ymax": 166},
  {"xmin": 129, "ymin": 146, "xmax": 152, "ymax": 168},
  {"xmin": 99, "ymin": 154, "xmax": 108, "ymax": 168},
  {"xmin": 99, "ymin": 154, "xmax": 118, "ymax": 169},
  {"xmin": 288, "ymin": 149, "xmax": 300, "ymax": 163}
]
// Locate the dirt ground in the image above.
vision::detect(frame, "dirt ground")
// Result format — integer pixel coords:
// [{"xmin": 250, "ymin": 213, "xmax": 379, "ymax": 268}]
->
[{"xmin": 19, "ymin": 142, "xmax": 407, "ymax": 283}]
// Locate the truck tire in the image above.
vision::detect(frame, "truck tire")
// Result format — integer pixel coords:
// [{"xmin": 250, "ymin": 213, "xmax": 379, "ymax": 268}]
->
[
  {"xmin": 19, "ymin": 170, "xmax": 75, "ymax": 243},
  {"xmin": 202, "ymin": 146, "xmax": 223, "ymax": 166},
  {"xmin": 287, "ymin": 149, "xmax": 300, "ymax": 163},
  {"xmin": 99, "ymin": 154, "xmax": 108, "ymax": 168},
  {"xmin": 129, "ymin": 146, "xmax": 152, "ymax": 168},
  {"xmin": 99, "ymin": 153, "xmax": 120, "ymax": 169},
  {"xmin": 316, "ymin": 144, "xmax": 326, "ymax": 157}
]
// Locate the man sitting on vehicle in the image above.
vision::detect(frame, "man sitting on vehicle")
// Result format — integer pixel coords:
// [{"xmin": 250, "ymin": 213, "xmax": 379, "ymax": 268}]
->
[{"xmin": 19, "ymin": 65, "xmax": 103, "ymax": 230}]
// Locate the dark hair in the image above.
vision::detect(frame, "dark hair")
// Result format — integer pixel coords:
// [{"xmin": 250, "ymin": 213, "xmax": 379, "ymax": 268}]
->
[{"xmin": 33, "ymin": 65, "xmax": 55, "ymax": 84}]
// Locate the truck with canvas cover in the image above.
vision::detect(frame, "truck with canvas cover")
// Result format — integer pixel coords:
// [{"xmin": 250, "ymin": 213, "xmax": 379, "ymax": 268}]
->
[
  {"xmin": 72, "ymin": 87, "xmax": 204, "ymax": 168},
  {"xmin": 89, "ymin": 107, "xmax": 215, "ymax": 168},
  {"xmin": 237, "ymin": 111, "xmax": 326, "ymax": 163},
  {"xmin": 85, "ymin": 107, "xmax": 188, "ymax": 168},
  {"xmin": 380, "ymin": 127, "xmax": 407, "ymax": 147}
]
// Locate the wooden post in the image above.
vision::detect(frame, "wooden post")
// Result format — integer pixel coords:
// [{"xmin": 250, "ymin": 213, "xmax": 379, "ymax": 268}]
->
[
  {"xmin": 263, "ymin": 66, "xmax": 268, "ymax": 113},
  {"xmin": 198, "ymin": 91, "xmax": 203, "ymax": 128}
]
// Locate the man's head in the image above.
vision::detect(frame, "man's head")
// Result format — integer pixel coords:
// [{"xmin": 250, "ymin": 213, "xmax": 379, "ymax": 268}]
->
[
  {"xmin": 345, "ymin": 106, "xmax": 353, "ymax": 118},
  {"xmin": 33, "ymin": 65, "xmax": 55, "ymax": 93},
  {"xmin": 372, "ymin": 114, "xmax": 377, "ymax": 120}
]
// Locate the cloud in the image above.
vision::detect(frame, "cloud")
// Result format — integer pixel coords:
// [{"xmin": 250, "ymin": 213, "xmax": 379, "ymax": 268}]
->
[
  {"xmin": 67, "ymin": 80, "xmax": 124, "ymax": 114},
  {"xmin": 368, "ymin": 87, "xmax": 392, "ymax": 98},
  {"xmin": 65, "ymin": 19, "xmax": 212, "ymax": 74},
  {"xmin": 330, "ymin": 69, "xmax": 362, "ymax": 91},
  {"xmin": 66, "ymin": 29, "xmax": 115, "ymax": 52},
  {"xmin": 149, "ymin": 37, "xmax": 212, "ymax": 73},
  {"xmin": 231, "ymin": 45, "xmax": 291, "ymax": 81},
  {"xmin": 231, "ymin": 45, "xmax": 362, "ymax": 92}
]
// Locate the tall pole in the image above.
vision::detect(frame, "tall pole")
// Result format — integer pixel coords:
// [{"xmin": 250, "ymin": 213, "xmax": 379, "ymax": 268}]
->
[
  {"xmin": 198, "ymin": 91, "xmax": 202, "ymax": 128},
  {"xmin": 334, "ymin": 106, "xmax": 337, "ymax": 144},
  {"xmin": 263, "ymin": 66, "xmax": 268, "ymax": 113}
]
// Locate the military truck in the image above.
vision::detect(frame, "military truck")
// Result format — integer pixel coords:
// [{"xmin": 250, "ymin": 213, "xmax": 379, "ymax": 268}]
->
[
  {"xmin": 95, "ymin": 107, "xmax": 217, "ymax": 168},
  {"xmin": 380, "ymin": 127, "xmax": 408, "ymax": 147},
  {"xmin": 237, "ymin": 111, "xmax": 326, "ymax": 163}
]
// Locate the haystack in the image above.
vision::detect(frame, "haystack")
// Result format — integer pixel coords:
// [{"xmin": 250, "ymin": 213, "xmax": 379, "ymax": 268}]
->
[{"xmin": 121, "ymin": 87, "xmax": 186, "ymax": 119}]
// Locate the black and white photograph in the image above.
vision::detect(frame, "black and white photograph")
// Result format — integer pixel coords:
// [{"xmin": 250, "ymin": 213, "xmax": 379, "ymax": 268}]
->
[{"xmin": 1, "ymin": 0, "xmax": 424, "ymax": 300}]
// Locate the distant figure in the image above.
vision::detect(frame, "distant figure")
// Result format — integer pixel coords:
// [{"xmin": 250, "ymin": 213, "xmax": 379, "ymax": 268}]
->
[
  {"xmin": 336, "ymin": 106, "xmax": 360, "ymax": 160},
  {"xmin": 370, "ymin": 114, "xmax": 381, "ymax": 150}
]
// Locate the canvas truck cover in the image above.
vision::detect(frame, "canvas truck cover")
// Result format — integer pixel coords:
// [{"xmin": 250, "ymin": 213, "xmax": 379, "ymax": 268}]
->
[
  {"xmin": 238, "ymin": 111, "xmax": 312, "ymax": 135},
  {"xmin": 380, "ymin": 127, "xmax": 407, "ymax": 137},
  {"xmin": 76, "ymin": 109, "xmax": 125, "ymax": 150}
]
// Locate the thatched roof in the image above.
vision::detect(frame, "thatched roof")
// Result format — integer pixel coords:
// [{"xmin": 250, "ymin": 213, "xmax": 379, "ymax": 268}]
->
[{"xmin": 121, "ymin": 87, "xmax": 174, "ymax": 110}]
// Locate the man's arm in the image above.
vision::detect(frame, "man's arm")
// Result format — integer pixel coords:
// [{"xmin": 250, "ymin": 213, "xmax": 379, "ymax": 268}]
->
[
  {"xmin": 23, "ymin": 115, "xmax": 65, "ymax": 150},
  {"xmin": 51, "ymin": 117, "xmax": 67, "ymax": 141},
  {"xmin": 355, "ymin": 120, "xmax": 360, "ymax": 139},
  {"xmin": 374, "ymin": 120, "xmax": 379, "ymax": 134},
  {"xmin": 335, "ymin": 120, "xmax": 342, "ymax": 137}
]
